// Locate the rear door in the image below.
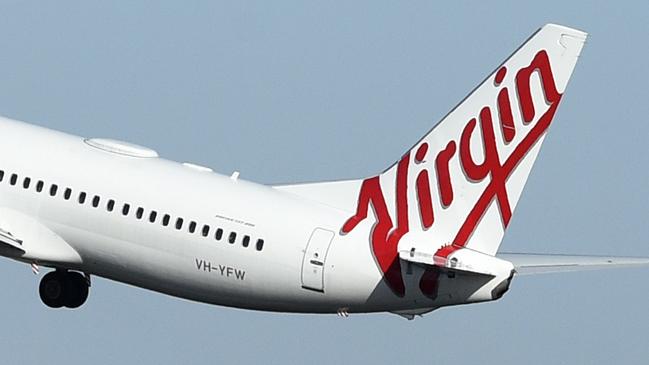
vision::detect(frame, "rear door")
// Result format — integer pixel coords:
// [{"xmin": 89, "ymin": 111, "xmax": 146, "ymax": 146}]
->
[{"xmin": 301, "ymin": 228, "xmax": 335, "ymax": 292}]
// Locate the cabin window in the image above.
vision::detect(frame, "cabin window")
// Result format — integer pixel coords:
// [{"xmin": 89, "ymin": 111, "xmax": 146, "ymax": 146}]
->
[
  {"xmin": 175, "ymin": 218, "xmax": 184, "ymax": 230},
  {"xmin": 0, "ymin": 170, "xmax": 4, "ymax": 181},
  {"xmin": 36, "ymin": 180, "xmax": 44, "ymax": 192},
  {"xmin": 188, "ymin": 221, "xmax": 197, "ymax": 233},
  {"xmin": 23, "ymin": 177, "xmax": 31, "ymax": 189},
  {"xmin": 10, "ymin": 174, "xmax": 17, "ymax": 186},
  {"xmin": 201, "ymin": 225, "xmax": 210, "ymax": 237},
  {"xmin": 107, "ymin": 199, "xmax": 115, "ymax": 212},
  {"xmin": 92, "ymin": 195, "xmax": 100, "ymax": 208},
  {"xmin": 49, "ymin": 184, "xmax": 58, "ymax": 196},
  {"xmin": 242, "ymin": 235, "xmax": 250, "ymax": 248},
  {"xmin": 64, "ymin": 188, "xmax": 72, "ymax": 200},
  {"xmin": 122, "ymin": 204, "xmax": 130, "ymax": 216},
  {"xmin": 78, "ymin": 192, "xmax": 86, "ymax": 204},
  {"xmin": 215, "ymin": 228, "xmax": 223, "ymax": 241},
  {"xmin": 256, "ymin": 239, "xmax": 264, "ymax": 251},
  {"xmin": 162, "ymin": 214, "xmax": 170, "ymax": 226},
  {"xmin": 136, "ymin": 207, "xmax": 144, "ymax": 219},
  {"xmin": 149, "ymin": 211, "xmax": 157, "ymax": 223},
  {"xmin": 228, "ymin": 232, "xmax": 236, "ymax": 244}
]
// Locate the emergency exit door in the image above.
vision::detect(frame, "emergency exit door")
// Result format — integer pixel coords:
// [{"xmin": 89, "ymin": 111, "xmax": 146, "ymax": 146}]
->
[{"xmin": 301, "ymin": 228, "xmax": 335, "ymax": 292}]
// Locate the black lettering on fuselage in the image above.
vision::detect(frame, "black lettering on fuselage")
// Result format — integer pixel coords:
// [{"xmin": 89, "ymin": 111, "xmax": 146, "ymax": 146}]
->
[
  {"xmin": 195, "ymin": 258, "xmax": 246, "ymax": 281},
  {"xmin": 235, "ymin": 269, "xmax": 246, "ymax": 280}
]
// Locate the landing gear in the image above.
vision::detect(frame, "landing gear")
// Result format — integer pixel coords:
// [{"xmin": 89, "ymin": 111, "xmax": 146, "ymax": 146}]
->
[{"xmin": 39, "ymin": 270, "xmax": 89, "ymax": 309}]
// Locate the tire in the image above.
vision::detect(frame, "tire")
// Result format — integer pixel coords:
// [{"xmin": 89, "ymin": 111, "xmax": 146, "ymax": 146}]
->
[
  {"xmin": 39, "ymin": 271, "xmax": 67, "ymax": 308},
  {"xmin": 64, "ymin": 271, "xmax": 89, "ymax": 309}
]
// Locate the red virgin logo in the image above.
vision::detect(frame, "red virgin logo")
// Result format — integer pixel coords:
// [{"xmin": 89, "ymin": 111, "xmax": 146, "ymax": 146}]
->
[{"xmin": 341, "ymin": 50, "xmax": 562, "ymax": 298}]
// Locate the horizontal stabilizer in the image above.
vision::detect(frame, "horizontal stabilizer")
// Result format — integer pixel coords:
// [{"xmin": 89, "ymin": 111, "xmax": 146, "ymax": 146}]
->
[
  {"xmin": 497, "ymin": 253, "xmax": 649, "ymax": 275},
  {"xmin": 399, "ymin": 243, "xmax": 514, "ymax": 277}
]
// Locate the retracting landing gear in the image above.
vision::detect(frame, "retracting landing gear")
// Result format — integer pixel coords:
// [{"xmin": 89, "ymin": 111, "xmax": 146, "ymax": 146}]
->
[{"xmin": 39, "ymin": 270, "xmax": 90, "ymax": 309}]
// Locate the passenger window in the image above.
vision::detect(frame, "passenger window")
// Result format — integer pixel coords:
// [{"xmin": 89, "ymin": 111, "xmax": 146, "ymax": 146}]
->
[
  {"xmin": 0, "ymin": 170, "xmax": 4, "ymax": 181},
  {"xmin": 136, "ymin": 207, "xmax": 144, "ymax": 219},
  {"xmin": 188, "ymin": 221, "xmax": 196, "ymax": 233},
  {"xmin": 50, "ymin": 184, "xmax": 58, "ymax": 196},
  {"xmin": 228, "ymin": 232, "xmax": 236, "ymax": 244},
  {"xmin": 23, "ymin": 177, "xmax": 30, "ymax": 189},
  {"xmin": 242, "ymin": 235, "xmax": 250, "ymax": 247},
  {"xmin": 92, "ymin": 195, "xmax": 100, "ymax": 208},
  {"xmin": 122, "ymin": 204, "xmax": 130, "ymax": 216},
  {"xmin": 162, "ymin": 214, "xmax": 170, "ymax": 226},
  {"xmin": 149, "ymin": 211, "xmax": 157, "ymax": 223},
  {"xmin": 256, "ymin": 239, "xmax": 264, "ymax": 251},
  {"xmin": 78, "ymin": 192, "xmax": 86, "ymax": 204},
  {"xmin": 215, "ymin": 228, "xmax": 223, "ymax": 240},
  {"xmin": 36, "ymin": 181, "xmax": 44, "ymax": 193},
  {"xmin": 107, "ymin": 199, "xmax": 115, "ymax": 212},
  {"xmin": 10, "ymin": 174, "xmax": 17, "ymax": 186},
  {"xmin": 201, "ymin": 225, "xmax": 210, "ymax": 237},
  {"xmin": 175, "ymin": 218, "xmax": 184, "ymax": 230},
  {"xmin": 64, "ymin": 188, "xmax": 72, "ymax": 200}
]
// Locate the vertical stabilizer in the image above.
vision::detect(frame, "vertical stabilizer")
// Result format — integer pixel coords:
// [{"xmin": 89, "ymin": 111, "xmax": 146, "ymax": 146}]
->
[{"xmin": 276, "ymin": 24, "xmax": 587, "ymax": 296}]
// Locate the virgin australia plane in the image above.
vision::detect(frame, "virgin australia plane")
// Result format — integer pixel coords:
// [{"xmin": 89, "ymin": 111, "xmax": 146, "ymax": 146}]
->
[{"xmin": 0, "ymin": 24, "xmax": 646, "ymax": 319}]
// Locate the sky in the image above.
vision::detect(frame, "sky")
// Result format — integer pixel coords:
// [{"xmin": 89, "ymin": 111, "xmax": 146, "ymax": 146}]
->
[{"xmin": 0, "ymin": 1, "xmax": 647, "ymax": 364}]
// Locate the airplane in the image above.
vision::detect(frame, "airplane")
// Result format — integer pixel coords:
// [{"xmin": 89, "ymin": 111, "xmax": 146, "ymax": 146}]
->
[{"xmin": 0, "ymin": 23, "xmax": 647, "ymax": 319}]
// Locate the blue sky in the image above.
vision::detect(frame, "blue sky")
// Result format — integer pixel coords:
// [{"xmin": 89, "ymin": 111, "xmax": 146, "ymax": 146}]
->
[{"xmin": 0, "ymin": 1, "xmax": 647, "ymax": 364}]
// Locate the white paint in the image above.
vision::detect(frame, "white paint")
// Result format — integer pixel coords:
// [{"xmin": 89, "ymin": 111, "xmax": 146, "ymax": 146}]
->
[{"xmin": 0, "ymin": 24, "xmax": 643, "ymax": 317}]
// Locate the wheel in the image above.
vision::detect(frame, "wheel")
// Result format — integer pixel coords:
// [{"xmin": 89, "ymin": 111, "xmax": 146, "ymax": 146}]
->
[
  {"xmin": 39, "ymin": 271, "xmax": 67, "ymax": 308},
  {"xmin": 39, "ymin": 270, "xmax": 90, "ymax": 309},
  {"xmin": 64, "ymin": 271, "xmax": 89, "ymax": 309}
]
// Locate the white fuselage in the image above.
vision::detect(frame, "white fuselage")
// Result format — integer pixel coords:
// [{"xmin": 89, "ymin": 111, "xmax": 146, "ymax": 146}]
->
[
  {"xmin": 0, "ymin": 25, "xmax": 628, "ymax": 317},
  {"xmin": 0, "ymin": 117, "xmax": 495, "ymax": 314}
]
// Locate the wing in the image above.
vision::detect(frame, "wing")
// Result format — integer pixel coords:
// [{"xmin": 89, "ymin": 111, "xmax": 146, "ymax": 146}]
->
[
  {"xmin": 0, "ymin": 207, "xmax": 82, "ymax": 267},
  {"xmin": 398, "ymin": 244, "xmax": 513, "ymax": 277},
  {"xmin": 497, "ymin": 253, "xmax": 649, "ymax": 275},
  {"xmin": 0, "ymin": 227, "xmax": 25, "ymax": 253}
]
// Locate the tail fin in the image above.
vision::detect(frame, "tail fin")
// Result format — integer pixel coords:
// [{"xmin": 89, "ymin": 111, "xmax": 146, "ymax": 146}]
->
[{"xmin": 277, "ymin": 24, "xmax": 586, "ymax": 280}]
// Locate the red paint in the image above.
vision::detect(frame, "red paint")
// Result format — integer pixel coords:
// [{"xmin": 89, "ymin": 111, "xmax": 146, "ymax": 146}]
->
[
  {"xmin": 433, "ymin": 244, "xmax": 460, "ymax": 261},
  {"xmin": 451, "ymin": 50, "xmax": 561, "ymax": 248},
  {"xmin": 382, "ymin": 154, "xmax": 410, "ymax": 296},
  {"xmin": 415, "ymin": 143, "xmax": 428, "ymax": 163},
  {"xmin": 416, "ymin": 170, "xmax": 434, "ymax": 229},
  {"xmin": 498, "ymin": 88, "xmax": 516, "ymax": 143},
  {"xmin": 495, "ymin": 66, "xmax": 515, "ymax": 142},
  {"xmin": 495, "ymin": 66, "xmax": 507, "ymax": 84},
  {"xmin": 341, "ymin": 176, "xmax": 389, "ymax": 234},
  {"xmin": 446, "ymin": 97, "xmax": 560, "ymax": 257},
  {"xmin": 516, "ymin": 50, "xmax": 561, "ymax": 123},
  {"xmin": 341, "ymin": 175, "xmax": 403, "ymax": 296},
  {"xmin": 435, "ymin": 141, "xmax": 456, "ymax": 207},
  {"xmin": 416, "ymin": 143, "xmax": 434, "ymax": 229},
  {"xmin": 343, "ymin": 49, "xmax": 563, "ymax": 298},
  {"xmin": 341, "ymin": 154, "xmax": 411, "ymax": 297},
  {"xmin": 460, "ymin": 107, "xmax": 512, "ymax": 230},
  {"xmin": 460, "ymin": 118, "xmax": 488, "ymax": 180}
]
